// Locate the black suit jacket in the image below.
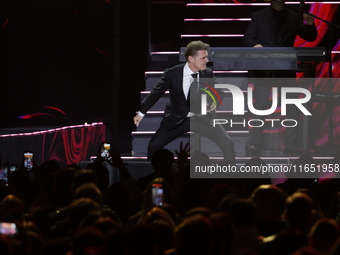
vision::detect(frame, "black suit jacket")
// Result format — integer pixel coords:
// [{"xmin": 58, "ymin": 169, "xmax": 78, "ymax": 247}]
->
[
  {"xmin": 139, "ymin": 63, "xmax": 217, "ymax": 128},
  {"xmin": 242, "ymin": 7, "xmax": 317, "ymax": 47}
]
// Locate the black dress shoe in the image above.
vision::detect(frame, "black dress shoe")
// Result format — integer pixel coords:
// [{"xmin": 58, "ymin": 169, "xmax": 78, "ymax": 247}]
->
[{"xmin": 246, "ymin": 145, "xmax": 261, "ymax": 157}]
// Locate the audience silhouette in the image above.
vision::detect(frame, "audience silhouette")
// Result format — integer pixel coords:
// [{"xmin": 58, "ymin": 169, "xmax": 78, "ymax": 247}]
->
[{"xmin": 0, "ymin": 143, "xmax": 339, "ymax": 255}]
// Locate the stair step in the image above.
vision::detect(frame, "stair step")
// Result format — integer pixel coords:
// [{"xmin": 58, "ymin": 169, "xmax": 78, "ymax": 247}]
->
[
  {"xmin": 131, "ymin": 127, "xmax": 308, "ymax": 158},
  {"xmin": 132, "ymin": 132, "xmax": 190, "ymax": 157},
  {"xmin": 145, "ymin": 71, "xmax": 248, "ymax": 91},
  {"xmin": 184, "ymin": 2, "xmax": 305, "ymax": 19},
  {"xmin": 183, "ymin": 20, "xmax": 250, "ymax": 34},
  {"xmin": 140, "ymin": 92, "xmax": 248, "ymax": 112},
  {"xmin": 131, "ymin": 131, "xmax": 249, "ymax": 157},
  {"xmin": 148, "ymin": 54, "xmax": 181, "ymax": 71},
  {"xmin": 181, "ymin": 36, "xmax": 243, "ymax": 47},
  {"xmin": 185, "ymin": 3, "xmax": 269, "ymax": 18},
  {"xmin": 137, "ymin": 112, "xmax": 250, "ymax": 131}
]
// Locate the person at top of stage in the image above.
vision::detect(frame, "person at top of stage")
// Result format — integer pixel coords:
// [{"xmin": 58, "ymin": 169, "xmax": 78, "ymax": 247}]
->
[
  {"xmin": 133, "ymin": 40, "xmax": 235, "ymax": 163},
  {"xmin": 243, "ymin": 0, "xmax": 317, "ymax": 48},
  {"xmin": 242, "ymin": 0, "xmax": 317, "ymax": 156}
]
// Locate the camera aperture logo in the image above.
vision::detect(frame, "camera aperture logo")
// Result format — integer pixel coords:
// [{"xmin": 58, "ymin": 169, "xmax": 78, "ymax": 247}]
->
[{"xmin": 200, "ymin": 84, "xmax": 311, "ymax": 128}]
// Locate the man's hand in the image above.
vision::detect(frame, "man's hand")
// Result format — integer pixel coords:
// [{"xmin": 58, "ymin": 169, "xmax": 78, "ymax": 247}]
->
[
  {"xmin": 134, "ymin": 114, "xmax": 143, "ymax": 127},
  {"xmin": 303, "ymin": 13, "xmax": 314, "ymax": 25},
  {"xmin": 207, "ymin": 103, "xmax": 217, "ymax": 113},
  {"xmin": 175, "ymin": 141, "xmax": 190, "ymax": 171},
  {"xmin": 254, "ymin": 44, "xmax": 264, "ymax": 47}
]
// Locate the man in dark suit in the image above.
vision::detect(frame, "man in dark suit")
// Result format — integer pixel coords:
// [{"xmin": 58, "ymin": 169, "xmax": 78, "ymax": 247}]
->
[
  {"xmin": 243, "ymin": 0, "xmax": 317, "ymax": 156},
  {"xmin": 134, "ymin": 41, "xmax": 235, "ymax": 162}
]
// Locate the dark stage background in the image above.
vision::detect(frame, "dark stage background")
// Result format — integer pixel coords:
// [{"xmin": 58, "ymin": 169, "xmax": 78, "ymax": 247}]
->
[
  {"xmin": 0, "ymin": 0, "xmax": 114, "ymax": 126},
  {"xmin": 0, "ymin": 0, "xmax": 148, "ymax": 157}
]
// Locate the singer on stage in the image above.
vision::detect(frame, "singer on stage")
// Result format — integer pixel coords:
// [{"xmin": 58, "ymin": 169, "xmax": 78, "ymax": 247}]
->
[
  {"xmin": 134, "ymin": 41, "xmax": 235, "ymax": 163},
  {"xmin": 243, "ymin": 0, "xmax": 317, "ymax": 156}
]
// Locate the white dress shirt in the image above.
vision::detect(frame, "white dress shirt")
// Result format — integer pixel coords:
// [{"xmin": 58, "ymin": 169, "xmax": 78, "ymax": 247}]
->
[
  {"xmin": 183, "ymin": 62, "xmax": 199, "ymax": 100},
  {"xmin": 138, "ymin": 63, "xmax": 198, "ymax": 117}
]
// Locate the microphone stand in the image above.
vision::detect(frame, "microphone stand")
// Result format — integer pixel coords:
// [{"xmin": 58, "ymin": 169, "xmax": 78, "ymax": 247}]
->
[{"xmin": 282, "ymin": 0, "xmax": 340, "ymax": 154}]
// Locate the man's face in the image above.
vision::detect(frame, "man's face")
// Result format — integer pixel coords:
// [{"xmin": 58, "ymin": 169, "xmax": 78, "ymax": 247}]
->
[
  {"xmin": 271, "ymin": 0, "xmax": 285, "ymax": 11},
  {"xmin": 188, "ymin": 50, "xmax": 209, "ymax": 73}
]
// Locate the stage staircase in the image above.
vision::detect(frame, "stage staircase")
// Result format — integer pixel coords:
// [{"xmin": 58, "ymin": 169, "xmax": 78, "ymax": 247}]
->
[
  {"xmin": 124, "ymin": 1, "xmax": 337, "ymax": 179},
  {"xmin": 131, "ymin": 1, "xmax": 297, "ymax": 159}
]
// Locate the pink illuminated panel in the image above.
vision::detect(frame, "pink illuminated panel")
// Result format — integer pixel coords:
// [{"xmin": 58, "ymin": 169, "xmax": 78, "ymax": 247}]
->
[
  {"xmin": 181, "ymin": 34, "xmax": 243, "ymax": 37},
  {"xmin": 184, "ymin": 18, "xmax": 251, "ymax": 21}
]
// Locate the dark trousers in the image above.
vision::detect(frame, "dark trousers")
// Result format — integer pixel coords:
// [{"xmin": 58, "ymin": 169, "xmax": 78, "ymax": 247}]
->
[
  {"xmin": 148, "ymin": 116, "xmax": 235, "ymax": 161},
  {"xmin": 247, "ymin": 71, "xmax": 300, "ymax": 151}
]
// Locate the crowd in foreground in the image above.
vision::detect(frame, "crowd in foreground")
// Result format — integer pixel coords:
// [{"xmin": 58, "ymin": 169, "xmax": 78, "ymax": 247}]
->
[{"xmin": 1, "ymin": 144, "xmax": 340, "ymax": 255}]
